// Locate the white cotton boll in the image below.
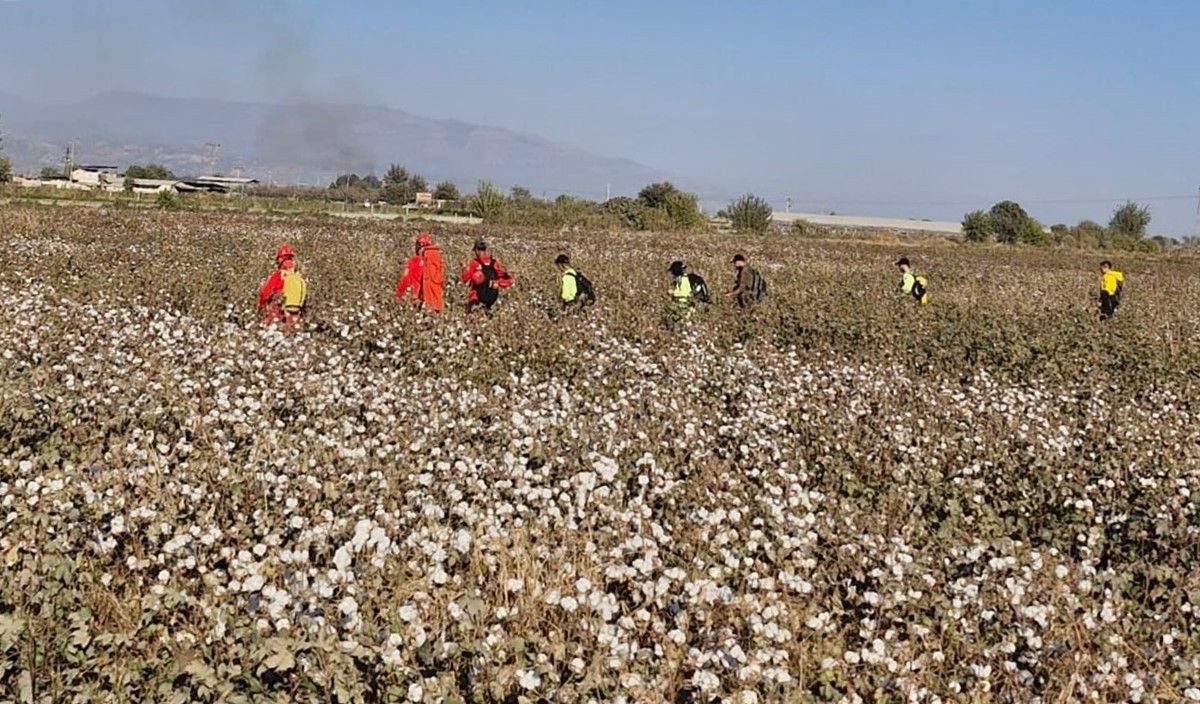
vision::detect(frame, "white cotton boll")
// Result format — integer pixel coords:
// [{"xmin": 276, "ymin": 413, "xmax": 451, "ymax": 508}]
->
[
  {"xmin": 560, "ymin": 596, "xmax": 579, "ymax": 612},
  {"xmin": 406, "ymin": 683, "xmax": 423, "ymax": 702},
  {"xmin": 505, "ymin": 578, "xmax": 523, "ymax": 593},
  {"xmin": 690, "ymin": 670, "xmax": 719, "ymax": 692},
  {"xmin": 517, "ymin": 669, "xmax": 541, "ymax": 690},
  {"xmin": 333, "ymin": 545, "xmax": 353, "ymax": 573},
  {"xmin": 242, "ymin": 574, "xmax": 264, "ymax": 593},
  {"xmin": 399, "ymin": 603, "xmax": 419, "ymax": 622}
]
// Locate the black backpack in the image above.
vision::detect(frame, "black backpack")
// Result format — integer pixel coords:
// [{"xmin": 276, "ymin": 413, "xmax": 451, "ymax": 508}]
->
[
  {"xmin": 477, "ymin": 261, "xmax": 500, "ymax": 305},
  {"xmin": 749, "ymin": 268, "xmax": 767, "ymax": 301},
  {"xmin": 911, "ymin": 275, "xmax": 928, "ymax": 302},
  {"xmin": 569, "ymin": 271, "xmax": 596, "ymax": 304},
  {"xmin": 687, "ymin": 273, "xmax": 711, "ymax": 303}
]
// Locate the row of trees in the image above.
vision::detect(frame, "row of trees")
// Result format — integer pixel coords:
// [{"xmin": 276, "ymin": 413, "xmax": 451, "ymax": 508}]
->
[
  {"xmin": 327, "ymin": 164, "xmax": 460, "ymax": 205},
  {"xmin": 421, "ymin": 179, "xmax": 714, "ymax": 231},
  {"xmin": 963, "ymin": 200, "xmax": 1163, "ymax": 251}
]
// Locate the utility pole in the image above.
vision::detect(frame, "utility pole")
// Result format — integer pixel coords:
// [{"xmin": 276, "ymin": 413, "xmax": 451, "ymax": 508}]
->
[
  {"xmin": 204, "ymin": 142, "xmax": 220, "ymax": 176},
  {"xmin": 63, "ymin": 140, "xmax": 75, "ymax": 178},
  {"xmin": 785, "ymin": 197, "xmax": 792, "ymax": 213},
  {"xmin": 606, "ymin": 183, "xmax": 611, "ymax": 201},
  {"xmin": 1195, "ymin": 185, "xmax": 1200, "ymax": 237}
]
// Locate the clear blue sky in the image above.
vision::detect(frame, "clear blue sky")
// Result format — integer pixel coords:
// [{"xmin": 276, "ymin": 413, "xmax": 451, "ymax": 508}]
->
[{"xmin": 2, "ymin": 0, "xmax": 1198, "ymax": 233}]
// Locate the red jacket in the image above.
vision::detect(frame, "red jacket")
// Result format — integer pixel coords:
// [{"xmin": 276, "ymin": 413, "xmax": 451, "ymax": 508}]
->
[
  {"xmin": 395, "ymin": 256, "xmax": 423, "ymax": 303},
  {"xmin": 258, "ymin": 269, "xmax": 284, "ymax": 309},
  {"xmin": 396, "ymin": 246, "xmax": 446, "ymax": 311},
  {"xmin": 460, "ymin": 255, "xmax": 512, "ymax": 302}
]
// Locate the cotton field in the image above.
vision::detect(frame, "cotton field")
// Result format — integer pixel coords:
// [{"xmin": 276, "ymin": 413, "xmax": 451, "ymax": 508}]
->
[{"xmin": 1, "ymin": 207, "xmax": 1199, "ymax": 703}]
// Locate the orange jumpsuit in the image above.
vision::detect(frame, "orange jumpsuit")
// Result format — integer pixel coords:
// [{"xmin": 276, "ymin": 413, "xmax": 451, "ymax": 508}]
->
[{"xmin": 395, "ymin": 245, "xmax": 445, "ymax": 311}]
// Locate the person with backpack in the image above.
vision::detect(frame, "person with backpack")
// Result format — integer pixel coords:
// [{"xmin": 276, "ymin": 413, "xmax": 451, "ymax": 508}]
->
[
  {"xmin": 668, "ymin": 260, "xmax": 708, "ymax": 319},
  {"xmin": 258, "ymin": 243, "xmax": 308, "ymax": 327},
  {"xmin": 395, "ymin": 231, "xmax": 445, "ymax": 312},
  {"xmin": 460, "ymin": 239, "xmax": 513, "ymax": 317},
  {"xmin": 896, "ymin": 257, "xmax": 929, "ymax": 305},
  {"xmin": 1098, "ymin": 260, "xmax": 1125, "ymax": 321},
  {"xmin": 727, "ymin": 254, "xmax": 767, "ymax": 308},
  {"xmin": 554, "ymin": 254, "xmax": 595, "ymax": 309}
]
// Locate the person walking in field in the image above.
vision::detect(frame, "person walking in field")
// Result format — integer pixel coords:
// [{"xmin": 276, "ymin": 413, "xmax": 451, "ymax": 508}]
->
[
  {"xmin": 461, "ymin": 239, "xmax": 513, "ymax": 317},
  {"xmin": 896, "ymin": 257, "xmax": 929, "ymax": 305},
  {"xmin": 395, "ymin": 231, "xmax": 445, "ymax": 312},
  {"xmin": 668, "ymin": 260, "xmax": 709, "ymax": 320},
  {"xmin": 727, "ymin": 254, "xmax": 767, "ymax": 308},
  {"xmin": 1098, "ymin": 260, "xmax": 1125, "ymax": 321},
  {"xmin": 258, "ymin": 243, "xmax": 308, "ymax": 327},
  {"xmin": 555, "ymin": 254, "xmax": 595, "ymax": 310}
]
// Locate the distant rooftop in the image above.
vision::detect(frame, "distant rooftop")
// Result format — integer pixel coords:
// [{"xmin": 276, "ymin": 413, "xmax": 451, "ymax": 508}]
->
[{"xmin": 194, "ymin": 176, "xmax": 258, "ymax": 185}]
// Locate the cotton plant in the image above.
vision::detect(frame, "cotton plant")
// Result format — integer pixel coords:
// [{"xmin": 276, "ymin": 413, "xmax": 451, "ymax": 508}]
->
[{"xmin": 0, "ymin": 208, "xmax": 1198, "ymax": 702}]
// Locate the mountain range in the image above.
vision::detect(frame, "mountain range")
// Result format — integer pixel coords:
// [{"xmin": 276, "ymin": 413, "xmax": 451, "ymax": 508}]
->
[{"xmin": 0, "ymin": 91, "xmax": 687, "ymax": 198}]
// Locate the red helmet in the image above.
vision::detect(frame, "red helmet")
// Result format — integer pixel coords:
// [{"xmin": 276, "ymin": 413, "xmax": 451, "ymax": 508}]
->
[
  {"xmin": 275, "ymin": 244, "xmax": 295, "ymax": 263},
  {"xmin": 415, "ymin": 232, "xmax": 433, "ymax": 248}
]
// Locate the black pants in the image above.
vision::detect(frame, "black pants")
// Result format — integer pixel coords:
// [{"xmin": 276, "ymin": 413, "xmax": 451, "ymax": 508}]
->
[{"xmin": 1099, "ymin": 293, "xmax": 1118, "ymax": 320}]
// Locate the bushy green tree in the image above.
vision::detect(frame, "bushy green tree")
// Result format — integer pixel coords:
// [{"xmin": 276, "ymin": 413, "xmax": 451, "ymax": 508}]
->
[
  {"xmin": 470, "ymin": 180, "xmax": 507, "ymax": 222},
  {"xmin": 1019, "ymin": 217, "xmax": 1047, "ymax": 246},
  {"xmin": 0, "ymin": 155, "xmax": 11, "ymax": 183},
  {"xmin": 155, "ymin": 190, "xmax": 180, "ymax": 210},
  {"xmin": 637, "ymin": 181, "xmax": 679, "ymax": 209},
  {"xmin": 602, "ymin": 196, "xmax": 647, "ymax": 230},
  {"xmin": 1071, "ymin": 220, "xmax": 1107, "ymax": 248},
  {"xmin": 40, "ymin": 166, "xmax": 60, "ymax": 179},
  {"xmin": 510, "ymin": 185, "xmax": 533, "ymax": 202},
  {"xmin": 553, "ymin": 194, "xmax": 589, "ymax": 222},
  {"xmin": 381, "ymin": 164, "xmax": 428, "ymax": 205},
  {"xmin": 327, "ymin": 173, "xmax": 381, "ymax": 203},
  {"xmin": 433, "ymin": 180, "xmax": 460, "ymax": 201},
  {"xmin": 961, "ymin": 210, "xmax": 992, "ymax": 243},
  {"xmin": 727, "ymin": 194, "xmax": 773, "ymax": 233},
  {"xmin": 126, "ymin": 164, "xmax": 175, "ymax": 180},
  {"xmin": 658, "ymin": 190, "xmax": 704, "ymax": 230},
  {"xmin": 988, "ymin": 200, "xmax": 1037, "ymax": 245},
  {"xmin": 1108, "ymin": 201, "xmax": 1151, "ymax": 239}
]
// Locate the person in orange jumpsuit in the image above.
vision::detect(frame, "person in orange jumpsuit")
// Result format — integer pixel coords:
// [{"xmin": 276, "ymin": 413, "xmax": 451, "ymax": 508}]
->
[
  {"xmin": 394, "ymin": 231, "xmax": 445, "ymax": 312},
  {"xmin": 258, "ymin": 244, "xmax": 300, "ymax": 325},
  {"xmin": 460, "ymin": 239, "xmax": 512, "ymax": 316}
]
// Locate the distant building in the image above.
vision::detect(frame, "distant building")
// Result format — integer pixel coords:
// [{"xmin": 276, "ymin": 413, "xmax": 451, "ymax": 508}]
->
[
  {"xmin": 70, "ymin": 166, "xmax": 121, "ymax": 188},
  {"xmin": 414, "ymin": 191, "xmax": 435, "ymax": 207},
  {"xmin": 14, "ymin": 175, "xmax": 91, "ymax": 191},
  {"xmin": 192, "ymin": 176, "xmax": 258, "ymax": 193},
  {"xmin": 127, "ymin": 178, "xmax": 183, "ymax": 195}
]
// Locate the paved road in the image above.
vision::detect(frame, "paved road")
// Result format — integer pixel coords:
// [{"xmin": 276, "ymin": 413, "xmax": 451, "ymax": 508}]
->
[{"xmin": 773, "ymin": 211, "xmax": 961, "ymax": 235}]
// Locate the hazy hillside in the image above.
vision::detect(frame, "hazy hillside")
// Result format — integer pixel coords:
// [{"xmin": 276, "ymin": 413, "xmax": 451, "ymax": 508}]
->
[{"xmin": 0, "ymin": 91, "xmax": 680, "ymax": 196}]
